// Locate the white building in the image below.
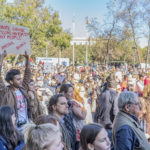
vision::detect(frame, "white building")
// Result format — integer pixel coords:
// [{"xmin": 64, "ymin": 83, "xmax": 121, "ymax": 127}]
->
[{"xmin": 71, "ymin": 37, "xmax": 96, "ymax": 45}]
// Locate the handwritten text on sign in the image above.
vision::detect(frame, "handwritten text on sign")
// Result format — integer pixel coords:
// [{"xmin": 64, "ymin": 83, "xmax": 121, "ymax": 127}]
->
[{"xmin": 0, "ymin": 23, "xmax": 31, "ymax": 54}]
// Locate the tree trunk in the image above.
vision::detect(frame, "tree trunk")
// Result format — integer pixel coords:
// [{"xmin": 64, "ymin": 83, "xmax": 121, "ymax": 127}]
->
[
  {"xmin": 106, "ymin": 39, "xmax": 110, "ymax": 64},
  {"xmin": 128, "ymin": 8, "xmax": 141, "ymax": 64},
  {"xmin": 105, "ymin": 20, "xmax": 116, "ymax": 65}
]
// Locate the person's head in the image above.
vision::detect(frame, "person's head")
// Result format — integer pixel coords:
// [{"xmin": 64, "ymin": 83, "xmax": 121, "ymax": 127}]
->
[
  {"xmin": 139, "ymin": 74, "xmax": 144, "ymax": 81},
  {"xmin": 48, "ymin": 94, "xmax": 68, "ymax": 117},
  {"xmin": 51, "ymin": 79, "xmax": 56, "ymax": 86},
  {"xmin": 123, "ymin": 75, "xmax": 128, "ymax": 81},
  {"xmin": 118, "ymin": 91, "xmax": 141, "ymax": 116},
  {"xmin": 23, "ymin": 123, "xmax": 63, "ymax": 150},
  {"xmin": 106, "ymin": 75, "xmax": 117, "ymax": 89},
  {"xmin": 0, "ymin": 106, "xmax": 22, "ymax": 150},
  {"xmin": 0, "ymin": 105, "xmax": 16, "ymax": 130},
  {"xmin": 59, "ymin": 84, "xmax": 73, "ymax": 100},
  {"xmin": 5, "ymin": 69, "xmax": 21, "ymax": 88},
  {"xmin": 35, "ymin": 115, "xmax": 59, "ymax": 129},
  {"xmin": 28, "ymin": 79, "xmax": 35, "ymax": 91},
  {"xmin": 127, "ymin": 77, "xmax": 136, "ymax": 92},
  {"xmin": 127, "ymin": 83, "xmax": 136, "ymax": 92},
  {"xmin": 80, "ymin": 124, "xmax": 110, "ymax": 150}
]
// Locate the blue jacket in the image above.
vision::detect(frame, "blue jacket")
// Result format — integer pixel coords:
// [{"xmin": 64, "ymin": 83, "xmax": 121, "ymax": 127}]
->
[
  {"xmin": 115, "ymin": 113, "xmax": 140, "ymax": 150},
  {"xmin": 0, "ymin": 136, "xmax": 24, "ymax": 150}
]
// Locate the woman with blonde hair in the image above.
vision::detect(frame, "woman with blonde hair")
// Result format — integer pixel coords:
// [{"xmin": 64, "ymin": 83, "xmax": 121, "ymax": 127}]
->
[{"xmin": 23, "ymin": 123, "xmax": 63, "ymax": 150}]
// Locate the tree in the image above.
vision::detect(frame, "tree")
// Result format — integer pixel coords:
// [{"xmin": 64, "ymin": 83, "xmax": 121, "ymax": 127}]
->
[
  {"xmin": 141, "ymin": 0, "xmax": 150, "ymax": 67},
  {"xmin": 115, "ymin": 0, "xmax": 142, "ymax": 64},
  {"xmin": 103, "ymin": 0, "xmax": 122, "ymax": 64},
  {"xmin": 0, "ymin": 0, "xmax": 71, "ymax": 62},
  {"xmin": 86, "ymin": 0, "xmax": 121, "ymax": 64},
  {"xmin": 52, "ymin": 32, "xmax": 71, "ymax": 58}
]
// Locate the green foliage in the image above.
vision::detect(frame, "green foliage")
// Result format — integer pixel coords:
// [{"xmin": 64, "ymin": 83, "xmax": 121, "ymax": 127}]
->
[
  {"xmin": 52, "ymin": 32, "xmax": 71, "ymax": 50},
  {"xmin": 85, "ymin": 0, "xmax": 148, "ymax": 64},
  {"xmin": 0, "ymin": 0, "xmax": 71, "ymax": 58},
  {"xmin": 1, "ymin": 0, "xmax": 149, "ymax": 64}
]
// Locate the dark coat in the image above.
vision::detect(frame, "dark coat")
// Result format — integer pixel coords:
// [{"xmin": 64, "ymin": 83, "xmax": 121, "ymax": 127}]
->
[
  {"xmin": 0, "ymin": 64, "xmax": 32, "ymax": 120},
  {"xmin": 27, "ymin": 93, "xmax": 43, "ymax": 122},
  {"xmin": 96, "ymin": 88, "xmax": 118, "ymax": 129},
  {"xmin": 112, "ymin": 111, "xmax": 150, "ymax": 150}
]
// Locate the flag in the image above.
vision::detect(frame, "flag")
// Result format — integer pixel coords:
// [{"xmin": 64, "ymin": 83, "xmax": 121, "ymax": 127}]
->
[{"xmin": 86, "ymin": 17, "xmax": 89, "ymax": 24}]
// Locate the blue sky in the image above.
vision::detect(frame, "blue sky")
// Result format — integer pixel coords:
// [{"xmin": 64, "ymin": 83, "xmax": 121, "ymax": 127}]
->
[
  {"xmin": 45, "ymin": 0, "xmax": 147, "ymax": 47},
  {"xmin": 7, "ymin": 0, "xmax": 148, "ymax": 47},
  {"xmin": 8, "ymin": 0, "xmax": 109, "ymax": 37},
  {"xmin": 45, "ymin": 0, "xmax": 110, "ymax": 37}
]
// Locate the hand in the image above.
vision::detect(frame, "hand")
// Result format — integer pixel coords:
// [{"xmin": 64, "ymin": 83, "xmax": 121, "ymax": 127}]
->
[
  {"xmin": 28, "ymin": 91, "xmax": 35, "ymax": 99},
  {"xmin": 0, "ymin": 50, "xmax": 7, "ymax": 61},
  {"xmin": 0, "ymin": 50, "xmax": 7, "ymax": 60},
  {"xmin": 23, "ymin": 51, "xmax": 29, "ymax": 59}
]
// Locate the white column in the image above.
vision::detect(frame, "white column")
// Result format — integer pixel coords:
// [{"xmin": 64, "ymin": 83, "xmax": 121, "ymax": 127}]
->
[
  {"xmin": 73, "ymin": 43, "xmax": 75, "ymax": 65},
  {"xmin": 86, "ymin": 42, "xmax": 88, "ymax": 64}
]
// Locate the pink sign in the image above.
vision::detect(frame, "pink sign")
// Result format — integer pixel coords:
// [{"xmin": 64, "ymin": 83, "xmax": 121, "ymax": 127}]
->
[{"xmin": 0, "ymin": 22, "xmax": 31, "ymax": 54}]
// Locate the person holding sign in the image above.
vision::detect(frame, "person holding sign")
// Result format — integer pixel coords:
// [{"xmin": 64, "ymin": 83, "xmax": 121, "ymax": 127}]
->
[{"xmin": 0, "ymin": 50, "xmax": 32, "ymax": 130}]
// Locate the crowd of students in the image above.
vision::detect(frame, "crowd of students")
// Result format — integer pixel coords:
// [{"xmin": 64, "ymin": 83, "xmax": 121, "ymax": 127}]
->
[{"xmin": 0, "ymin": 50, "xmax": 150, "ymax": 150}]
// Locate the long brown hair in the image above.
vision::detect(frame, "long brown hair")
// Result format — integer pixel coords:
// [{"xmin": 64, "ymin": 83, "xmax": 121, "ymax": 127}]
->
[
  {"xmin": 0, "ymin": 106, "xmax": 23, "ymax": 150},
  {"xmin": 80, "ymin": 123, "xmax": 104, "ymax": 150}
]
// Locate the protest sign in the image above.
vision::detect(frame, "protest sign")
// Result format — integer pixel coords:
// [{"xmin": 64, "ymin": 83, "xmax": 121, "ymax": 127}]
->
[{"xmin": 0, "ymin": 22, "xmax": 31, "ymax": 54}]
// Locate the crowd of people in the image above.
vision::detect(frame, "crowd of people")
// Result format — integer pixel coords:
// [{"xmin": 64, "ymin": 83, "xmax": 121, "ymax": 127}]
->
[{"xmin": 0, "ymin": 50, "xmax": 150, "ymax": 150}]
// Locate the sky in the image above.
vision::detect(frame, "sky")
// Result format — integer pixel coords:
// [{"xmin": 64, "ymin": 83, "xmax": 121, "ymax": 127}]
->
[
  {"xmin": 45, "ymin": 0, "xmax": 147, "ymax": 47},
  {"xmin": 45, "ymin": 0, "xmax": 110, "ymax": 38},
  {"xmin": 7, "ymin": 0, "xmax": 148, "ymax": 48}
]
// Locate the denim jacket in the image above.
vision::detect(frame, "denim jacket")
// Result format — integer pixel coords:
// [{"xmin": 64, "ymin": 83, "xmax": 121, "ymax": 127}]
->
[{"xmin": 0, "ymin": 135, "xmax": 24, "ymax": 150}]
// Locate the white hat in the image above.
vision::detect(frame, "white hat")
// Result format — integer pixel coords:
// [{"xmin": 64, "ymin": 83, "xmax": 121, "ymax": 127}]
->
[{"xmin": 74, "ymin": 73, "xmax": 80, "ymax": 80}]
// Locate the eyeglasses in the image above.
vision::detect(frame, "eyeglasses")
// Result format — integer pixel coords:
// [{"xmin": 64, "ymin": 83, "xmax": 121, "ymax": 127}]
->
[{"xmin": 133, "ymin": 102, "xmax": 141, "ymax": 106}]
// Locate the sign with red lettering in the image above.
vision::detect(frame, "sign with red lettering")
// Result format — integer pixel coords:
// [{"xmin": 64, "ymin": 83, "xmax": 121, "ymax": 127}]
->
[{"xmin": 0, "ymin": 22, "xmax": 31, "ymax": 54}]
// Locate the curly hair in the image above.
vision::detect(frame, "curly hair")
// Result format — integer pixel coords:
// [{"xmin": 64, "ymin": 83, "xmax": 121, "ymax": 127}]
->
[{"xmin": 5, "ymin": 69, "xmax": 20, "ymax": 83}]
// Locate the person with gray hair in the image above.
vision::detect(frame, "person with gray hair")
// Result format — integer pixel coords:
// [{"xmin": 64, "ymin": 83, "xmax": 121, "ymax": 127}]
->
[
  {"xmin": 118, "ymin": 92, "xmax": 139, "ymax": 111},
  {"xmin": 112, "ymin": 91, "xmax": 150, "ymax": 150}
]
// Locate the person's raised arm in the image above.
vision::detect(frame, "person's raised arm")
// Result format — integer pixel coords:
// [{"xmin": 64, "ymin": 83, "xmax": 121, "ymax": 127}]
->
[
  {"xmin": 24, "ymin": 51, "xmax": 30, "ymax": 68},
  {"xmin": 0, "ymin": 50, "xmax": 7, "ymax": 93},
  {"xmin": 0, "ymin": 50, "xmax": 7, "ymax": 73},
  {"xmin": 72, "ymin": 100, "xmax": 87, "ymax": 120},
  {"xmin": 22, "ymin": 51, "xmax": 32, "ymax": 90}
]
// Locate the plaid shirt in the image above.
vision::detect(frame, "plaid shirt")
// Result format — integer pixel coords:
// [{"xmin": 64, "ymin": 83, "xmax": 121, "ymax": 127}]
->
[{"xmin": 64, "ymin": 110, "xmax": 76, "ymax": 150}]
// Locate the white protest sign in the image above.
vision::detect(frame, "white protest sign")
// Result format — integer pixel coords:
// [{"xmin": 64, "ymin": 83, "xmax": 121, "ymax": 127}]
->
[{"xmin": 0, "ymin": 22, "xmax": 31, "ymax": 54}]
